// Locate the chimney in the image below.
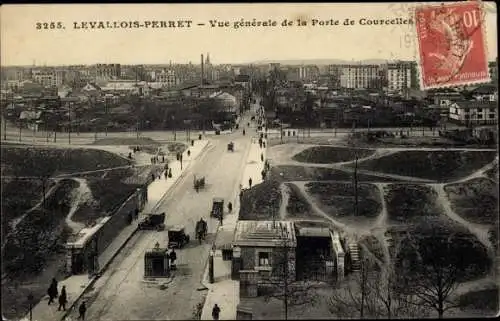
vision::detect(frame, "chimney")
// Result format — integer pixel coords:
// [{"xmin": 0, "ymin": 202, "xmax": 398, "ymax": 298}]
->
[{"xmin": 201, "ymin": 54, "xmax": 204, "ymax": 87}]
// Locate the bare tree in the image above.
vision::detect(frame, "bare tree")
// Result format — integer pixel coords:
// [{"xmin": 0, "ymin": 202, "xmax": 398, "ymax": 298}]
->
[
  {"xmin": 261, "ymin": 238, "xmax": 320, "ymax": 320},
  {"xmin": 394, "ymin": 220, "xmax": 486, "ymax": 318},
  {"xmin": 328, "ymin": 257, "xmax": 380, "ymax": 319}
]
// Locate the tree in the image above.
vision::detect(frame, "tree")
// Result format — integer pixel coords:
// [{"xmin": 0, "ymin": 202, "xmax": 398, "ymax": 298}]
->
[
  {"xmin": 394, "ymin": 219, "xmax": 490, "ymax": 318},
  {"xmin": 329, "ymin": 235, "xmax": 431, "ymax": 319},
  {"xmin": 260, "ymin": 237, "xmax": 319, "ymax": 320}
]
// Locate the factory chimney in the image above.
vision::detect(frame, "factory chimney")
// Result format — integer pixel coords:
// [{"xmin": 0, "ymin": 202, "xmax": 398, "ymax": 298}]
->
[{"xmin": 201, "ymin": 54, "xmax": 204, "ymax": 87}]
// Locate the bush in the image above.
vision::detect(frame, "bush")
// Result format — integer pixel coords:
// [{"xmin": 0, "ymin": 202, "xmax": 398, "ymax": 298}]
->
[
  {"xmin": 356, "ymin": 150, "xmax": 497, "ymax": 182},
  {"xmin": 292, "ymin": 146, "xmax": 374, "ymax": 164}
]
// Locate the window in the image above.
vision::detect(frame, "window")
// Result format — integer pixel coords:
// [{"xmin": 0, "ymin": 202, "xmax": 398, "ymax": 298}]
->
[
  {"xmin": 477, "ymin": 108, "xmax": 483, "ymax": 112},
  {"xmin": 258, "ymin": 252, "xmax": 270, "ymax": 266},
  {"xmin": 477, "ymin": 114, "xmax": 483, "ymax": 119},
  {"xmin": 490, "ymin": 114, "xmax": 496, "ymax": 119}
]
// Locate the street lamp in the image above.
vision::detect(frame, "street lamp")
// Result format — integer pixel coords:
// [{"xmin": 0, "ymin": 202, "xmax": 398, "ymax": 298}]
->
[{"xmin": 27, "ymin": 293, "xmax": 34, "ymax": 321}]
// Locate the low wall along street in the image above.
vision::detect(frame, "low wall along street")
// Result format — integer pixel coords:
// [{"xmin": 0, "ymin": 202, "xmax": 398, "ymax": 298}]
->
[{"xmin": 65, "ymin": 184, "xmax": 147, "ymax": 275}]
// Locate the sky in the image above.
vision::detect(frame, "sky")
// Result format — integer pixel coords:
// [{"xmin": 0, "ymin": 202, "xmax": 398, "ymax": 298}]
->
[{"xmin": 1, "ymin": 2, "xmax": 497, "ymax": 66}]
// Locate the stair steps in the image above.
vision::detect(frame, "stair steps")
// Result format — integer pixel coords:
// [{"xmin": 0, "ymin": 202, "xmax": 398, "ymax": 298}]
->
[{"xmin": 348, "ymin": 243, "xmax": 361, "ymax": 271}]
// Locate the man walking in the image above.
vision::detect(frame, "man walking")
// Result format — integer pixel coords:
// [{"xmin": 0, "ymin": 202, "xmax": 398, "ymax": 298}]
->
[
  {"xmin": 47, "ymin": 278, "xmax": 58, "ymax": 305},
  {"xmin": 212, "ymin": 304, "xmax": 221, "ymax": 320},
  {"xmin": 248, "ymin": 177, "xmax": 252, "ymax": 188},
  {"xmin": 78, "ymin": 301, "xmax": 87, "ymax": 320},
  {"xmin": 57, "ymin": 285, "xmax": 67, "ymax": 311}
]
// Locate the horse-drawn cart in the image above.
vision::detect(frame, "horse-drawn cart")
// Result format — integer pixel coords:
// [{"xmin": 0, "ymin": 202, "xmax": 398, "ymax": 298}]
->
[{"xmin": 194, "ymin": 175, "xmax": 205, "ymax": 192}]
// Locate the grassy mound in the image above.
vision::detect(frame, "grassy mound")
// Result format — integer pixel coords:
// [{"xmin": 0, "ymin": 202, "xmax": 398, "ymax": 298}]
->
[
  {"xmin": 284, "ymin": 183, "xmax": 318, "ymax": 219},
  {"xmin": 2, "ymin": 179, "xmax": 77, "ymax": 276},
  {"xmin": 271, "ymin": 165, "xmax": 403, "ymax": 182},
  {"xmin": 485, "ymin": 163, "xmax": 498, "ymax": 181},
  {"xmin": 1, "ymin": 146, "xmax": 131, "ymax": 177},
  {"xmin": 359, "ymin": 235, "xmax": 385, "ymax": 263},
  {"xmin": 384, "ymin": 184, "xmax": 441, "ymax": 223},
  {"xmin": 305, "ymin": 182, "xmax": 381, "ymax": 218},
  {"xmin": 239, "ymin": 180, "xmax": 281, "ymax": 220},
  {"xmin": 292, "ymin": 146, "xmax": 374, "ymax": 164},
  {"xmin": 356, "ymin": 150, "xmax": 497, "ymax": 182},
  {"xmin": 1, "ymin": 178, "xmax": 55, "ymax": 236},
  {"xmin": 444, "ymin": 178, "xmax": 499, "ymax": 225},
  {"xmin": 459, "ymin": 287, "xmax": 499, "ymax": 314},
  {"xmin": 395, "ymin": 218, "xmax": 492, "ymax": 283}
]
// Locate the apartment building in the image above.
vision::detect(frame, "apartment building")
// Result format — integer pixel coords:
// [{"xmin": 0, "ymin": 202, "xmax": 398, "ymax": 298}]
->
[
  {"xmin": 156, "ymin": 69, "xmax": 180, "ymax": 88},
  {"xmin": 95, "ymin": 64, "xmax": 121, "ymax": 80},
  {"xmin": 339, "ymin": 64, "xmax": 381, "ymax": 89},
  {"xmin": 387, "ymin": 61, "xmax": 412, "ymax": 91}
]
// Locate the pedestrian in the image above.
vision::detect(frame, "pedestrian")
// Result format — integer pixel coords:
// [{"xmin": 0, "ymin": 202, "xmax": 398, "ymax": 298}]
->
[
  {"xmin": 227, "ymin": 201, "xmax": 232, "ymax": 213},
  {"xmin": 164, "ymin": 170, "xmax": 168, "ymax": 180},
  {"xmin": 261, "ymin": 153, "xmax": 264, "ymax": 162},
  {"xmin": 248, "ymin": 177, "xmax": 252, "ymax": 188},
  {"xmin": 239, "ymin": 190, "xmax": 243, "ymax": 200},
  {"xmin": 170, "ymin": 248, "xmax": 177, "ymax": 269},
  {"xmin": 151, "ymin": 173, "xmax": 155, "ymax": 181},
  {"xmin": 261, "ymin": 169, "xmax": 266, "ymax": 180},
  {"xmin": 134, "ymin": 208, "xmax": 139, "ymax": 220},
  {"xmin": 78, "ymin": 301, "xmax": 86, "ymax": 320},
  {"xmin": 57, "ymin": 285, "xmax": 67, "ymax": 311},
  {"xmin": 212, "ymin": 304, "xmax": 221, "ymax": 320},
  {"xmin": 162, "ymin": 155, "xmax": 165, "ymax": 163},
  {"xmin": 47, "ymin": 278, "xmax": 58, "ymax": 305},
  {"xmin": 127, "ymin": 212, "xmax": 133, "ymax": 225},
  {"xmin": 263, "ymin": 141, "xmax": 266, "ymax": 148}
]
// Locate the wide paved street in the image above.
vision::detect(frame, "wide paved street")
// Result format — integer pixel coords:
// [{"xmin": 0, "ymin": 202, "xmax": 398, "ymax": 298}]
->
[{"xmin": 64, "ymin": 113, "xmax": 254, "ymax": 320}]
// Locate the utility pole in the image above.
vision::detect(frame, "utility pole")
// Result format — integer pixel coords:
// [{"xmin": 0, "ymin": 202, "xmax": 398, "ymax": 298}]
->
[
  {"xmin": 68, "ymin": 102, "xmax": 71, "ymax": 144},
  {"xmin": 105, "ymin": 99, "xmax": 108, "ymax": 136},
  {"xmin": 354, "ymin": 152, "xmax": 359, "ymax": 216}
]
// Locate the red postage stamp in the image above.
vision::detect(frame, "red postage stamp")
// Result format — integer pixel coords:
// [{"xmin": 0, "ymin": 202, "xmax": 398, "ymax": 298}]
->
[{"xmin": 415, "ymin": 1, "xmax": 491, "ymax": 89}]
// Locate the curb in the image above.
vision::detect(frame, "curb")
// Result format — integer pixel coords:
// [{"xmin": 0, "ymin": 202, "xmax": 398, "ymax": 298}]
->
[
  {"xmin": 60, "ymin": 225, "xmax": 139, "ymax": 321},
  {"xmin": 59, "ymin": 141, "xmax": 212, "ymax": 321},
  {"xmin": 151, "ymin": 140, "xmax": 212, "ymax": 213}
]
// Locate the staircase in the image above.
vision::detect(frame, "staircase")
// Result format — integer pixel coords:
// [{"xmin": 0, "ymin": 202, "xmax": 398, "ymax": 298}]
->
[{"xmin": 348, "ymin": 242, "xmax": 361, "ymax": 272}]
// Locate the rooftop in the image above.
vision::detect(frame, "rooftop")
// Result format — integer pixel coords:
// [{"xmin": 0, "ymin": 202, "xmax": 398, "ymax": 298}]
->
[
  {"xmin": 454, "ymin": 100, "xmax": 497, "ymax": 109},
  {"xmin": 66, "ymin": 216, "xmax": 111, "ymax": 248},
  {"xmin": 233, "ymin": 220, "xmax": 297, "ymax": 247}
]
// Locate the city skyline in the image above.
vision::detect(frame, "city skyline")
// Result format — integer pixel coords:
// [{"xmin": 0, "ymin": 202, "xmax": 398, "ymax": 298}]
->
[{"xmin": 1, "ymin": 2, "xmax": 497, "ymax": 66}]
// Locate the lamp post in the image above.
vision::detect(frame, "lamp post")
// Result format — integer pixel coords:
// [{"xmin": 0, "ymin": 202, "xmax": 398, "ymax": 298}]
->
[{"xmin": 27, "ymin": 293, "xmax": 34, "ymax": 321}]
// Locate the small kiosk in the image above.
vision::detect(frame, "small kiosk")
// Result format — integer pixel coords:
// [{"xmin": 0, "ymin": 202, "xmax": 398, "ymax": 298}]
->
[{"xmin": 144, "ymin": 243, "xmax": 170, "ymax": 278}]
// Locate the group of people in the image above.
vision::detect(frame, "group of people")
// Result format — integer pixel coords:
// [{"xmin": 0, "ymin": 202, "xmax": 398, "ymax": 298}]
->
[
  {"xmin": 47, "ymin": 278, "xmax": 87, "ymax": 319},
  {"xmin": 150, "ymin": 155, "xmax": 165, "ymax": 164}
]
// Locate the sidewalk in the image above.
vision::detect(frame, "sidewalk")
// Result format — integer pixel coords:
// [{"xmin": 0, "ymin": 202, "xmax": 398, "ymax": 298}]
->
[
  {"xmin": 200, "ymin": 136, "xmax": 268, "ymax": 320},
  {"xmin": 25, "ymin": 140, "xmax": 210, "ymax": 321}
]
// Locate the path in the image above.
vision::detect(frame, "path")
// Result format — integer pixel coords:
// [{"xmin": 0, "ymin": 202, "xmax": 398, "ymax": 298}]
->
[
  {"xmin": 269, "ymin": 139, "xmax": 498, "ymax": 304},
  {"xmin": 64, "ymin": 178, "xmax": 91, "ymax": 232}
]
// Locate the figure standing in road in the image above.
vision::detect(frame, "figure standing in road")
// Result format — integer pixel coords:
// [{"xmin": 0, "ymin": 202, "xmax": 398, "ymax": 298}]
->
[
  {"xmin": 78, "ymin": 301, "xmax": 87, "ymax": 320},
  {"xmin": 248, "ymin": 177, "xmax": 252, "ymax": 188},
  {"xmin": 47, "ymin": 278, "xmax": 58, "ymax": 305},
  {"xmin": 57, "ymin": 285, "xmax": 67, "ymax": 311},
  {"xmin": 170, "ymin": 248, "xmax": 177, "ymax": 269},
  {"xmin": 212, "ymin": 304, "xmax": 221, "ymax": 320}
]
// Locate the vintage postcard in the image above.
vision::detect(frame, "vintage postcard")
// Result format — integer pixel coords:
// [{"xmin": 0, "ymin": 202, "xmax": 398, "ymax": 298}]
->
[{"xmin": 1, "ymin": 2, "xmax": 498, "ymax": 321}]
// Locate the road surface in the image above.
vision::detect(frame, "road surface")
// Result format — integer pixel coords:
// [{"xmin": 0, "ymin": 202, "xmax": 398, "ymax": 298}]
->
[{"xmin": 64, "ymin": 112, "xmax": 256, "ymax": 320}]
